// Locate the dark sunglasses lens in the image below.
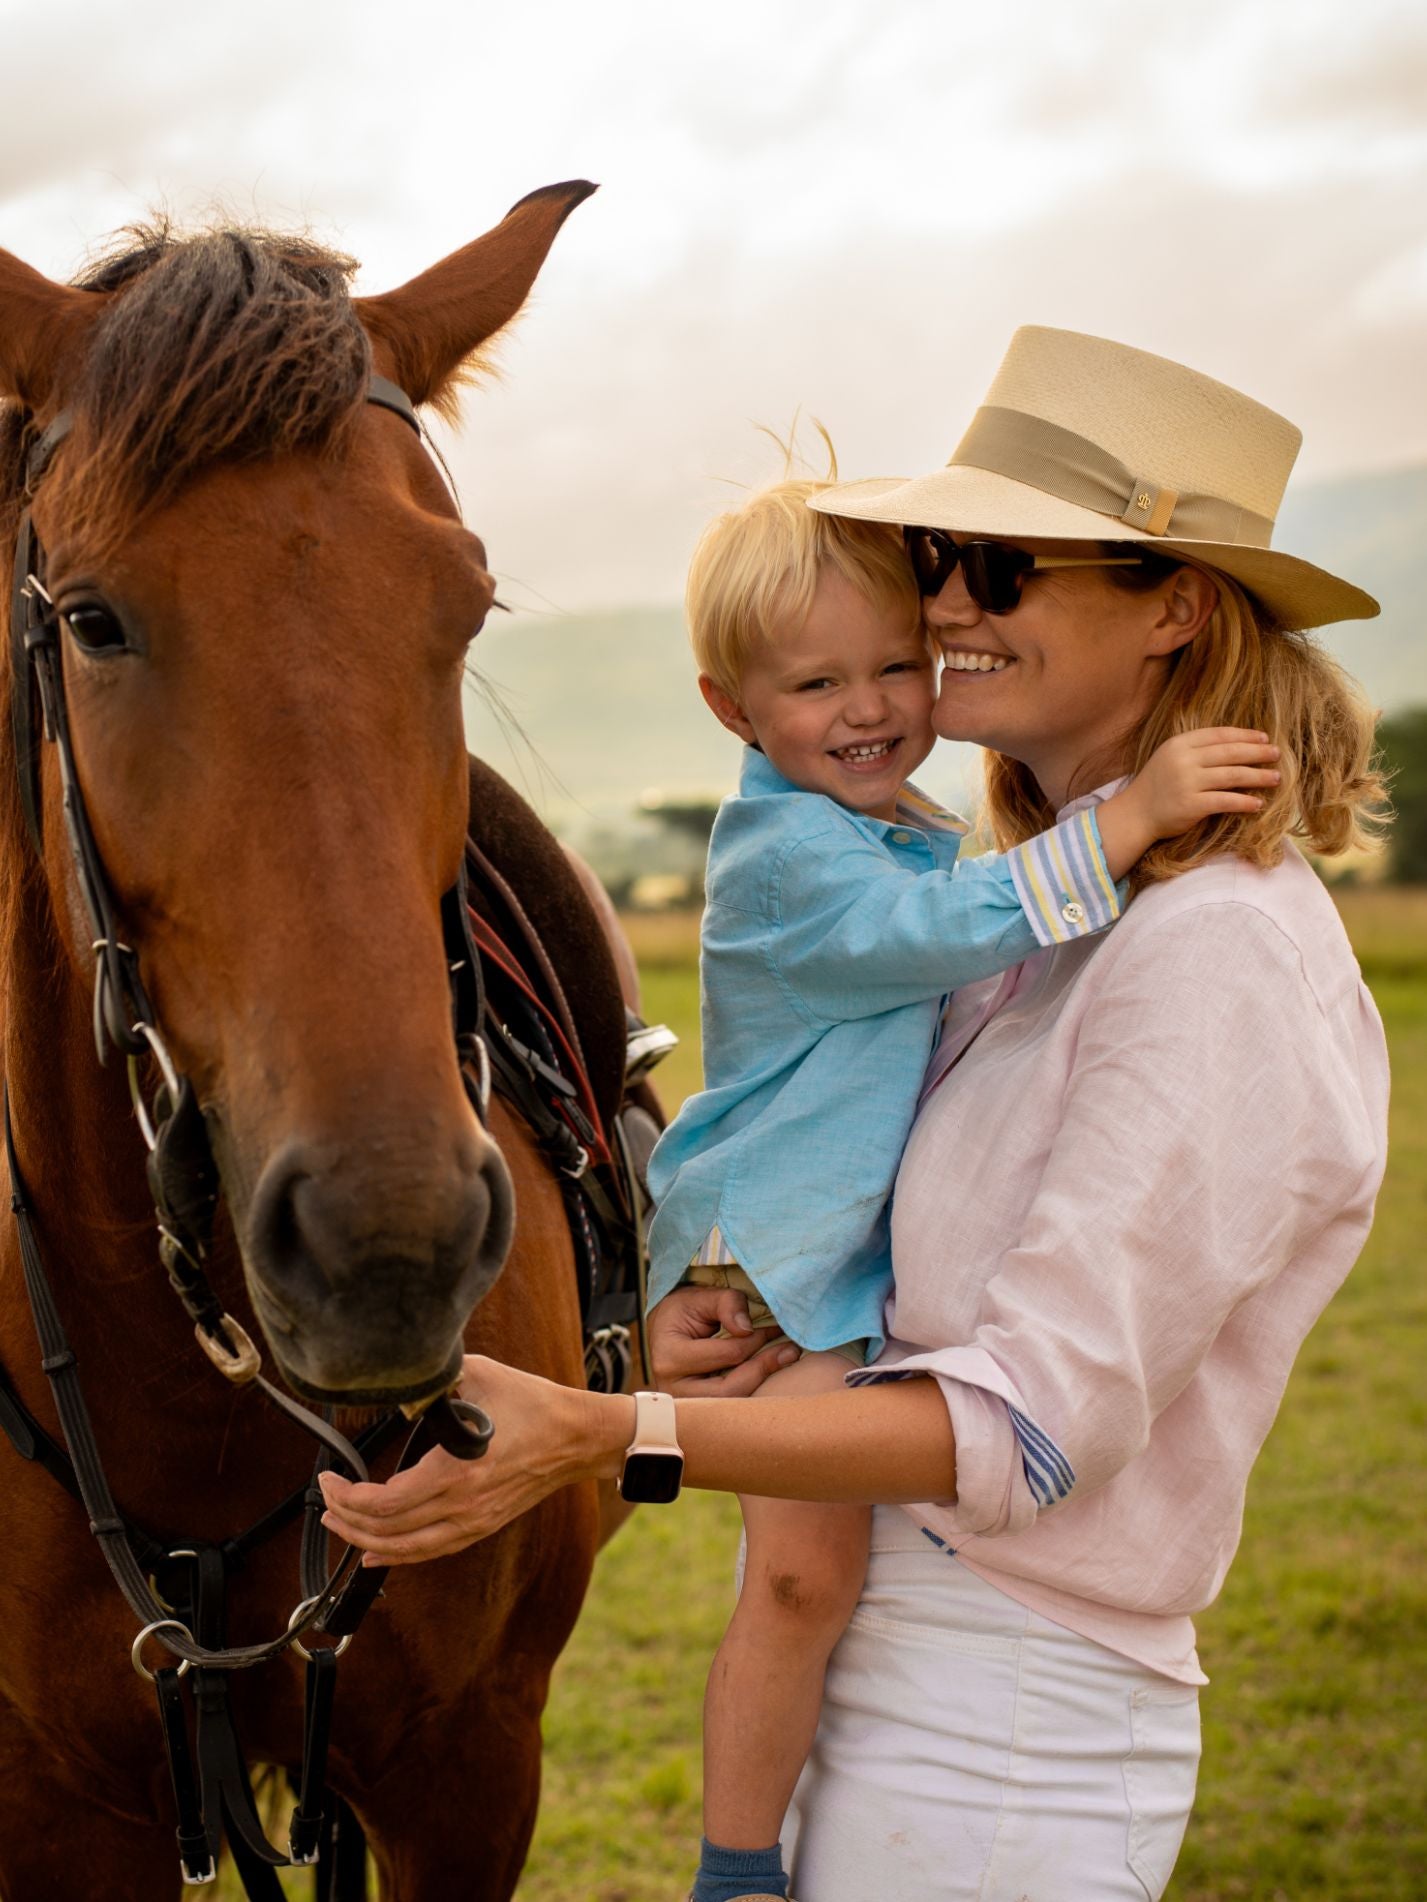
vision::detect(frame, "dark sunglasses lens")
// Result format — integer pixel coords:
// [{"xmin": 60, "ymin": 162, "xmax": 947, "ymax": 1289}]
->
[
  {"xmin": 962, "ymin": 542, "xmax": 1033, "ymax": 614},
  {"xmin": 905, "ymin": 528, "xmax": 956, "ymax": 597}
]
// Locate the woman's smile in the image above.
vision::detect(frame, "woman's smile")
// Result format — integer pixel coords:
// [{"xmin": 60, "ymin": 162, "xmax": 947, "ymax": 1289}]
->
[{"xmin": 939, "ymin": 646, "xmax": 1015, "ymax": 674}]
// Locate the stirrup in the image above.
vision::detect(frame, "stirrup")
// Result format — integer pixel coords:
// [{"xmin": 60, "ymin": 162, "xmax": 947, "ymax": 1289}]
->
[{"xmin": 626, "ymin": 1013, "xmax": 678, "ymax": 1083}]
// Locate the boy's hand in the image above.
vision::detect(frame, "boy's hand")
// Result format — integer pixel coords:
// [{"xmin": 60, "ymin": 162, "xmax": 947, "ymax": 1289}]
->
[
  {"xmin": 648, "ymin": 1286, "xmax": 799, "ymax": 1398},
  {"xmin": 1097, "ymin": 728, "xmax": 1281, "ymax": 880}
]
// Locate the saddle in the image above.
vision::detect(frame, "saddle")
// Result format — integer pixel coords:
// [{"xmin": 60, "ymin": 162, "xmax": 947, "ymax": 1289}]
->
[{"xmin": 463, "ymin": 753, "xmax": 671, "ymax": 1390}]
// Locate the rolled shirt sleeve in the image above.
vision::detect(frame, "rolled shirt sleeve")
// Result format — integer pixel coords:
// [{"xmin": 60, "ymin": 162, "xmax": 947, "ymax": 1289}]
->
[
  {"xmin": 851, "ymin": 899, "xmax": 1386, "ymax": 1537},
  {"xmin": 771, "ymin": 810, "xmax": 1123, "ymax": 1024},
  {"xmin": 851, "ymin": 1342, "xmax": 1063, "ymax": 1537}
]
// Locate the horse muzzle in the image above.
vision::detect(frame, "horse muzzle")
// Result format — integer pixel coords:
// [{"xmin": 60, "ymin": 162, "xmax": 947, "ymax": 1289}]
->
[{"xmin": 237, "ymin": 1132, "xmax": 515, "ymax": 1405}]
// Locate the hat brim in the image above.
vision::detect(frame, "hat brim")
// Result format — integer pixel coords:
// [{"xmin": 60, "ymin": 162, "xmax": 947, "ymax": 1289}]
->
[{"xmin": 809, "ymin": 467, "xmax": 1380, "ymax": 630}]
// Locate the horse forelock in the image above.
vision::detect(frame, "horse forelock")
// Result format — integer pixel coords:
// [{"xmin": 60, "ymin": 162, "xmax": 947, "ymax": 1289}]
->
[{"xmin": 38, "ymin": 221, "xmax": 374, "ymax": 550}]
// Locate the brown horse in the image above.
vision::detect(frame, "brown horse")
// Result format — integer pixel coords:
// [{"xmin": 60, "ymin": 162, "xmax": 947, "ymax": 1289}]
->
[{"xmin": 0, "ymin": 184, "xmax": 628, "ymax": 1899}]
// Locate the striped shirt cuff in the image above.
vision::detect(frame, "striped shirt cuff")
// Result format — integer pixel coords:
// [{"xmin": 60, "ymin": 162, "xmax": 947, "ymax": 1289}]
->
[
  {"xmin": 1008, "ymin": 1404, "xmax": 1077, "ymax": 1508},
  {"xmin": 852, "ymin": 1366, "xmax": 1078, "ymax": 1520},
  {"xmin": 1004, "ymin": 809, "xmax": 1123, "ymax": 947}
]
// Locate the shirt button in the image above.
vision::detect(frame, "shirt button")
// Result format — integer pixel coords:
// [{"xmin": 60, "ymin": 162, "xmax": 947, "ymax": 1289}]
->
[
  {"xmin": 892, "ymin": 830, "xmax": 912, "ymax": 844},
  {"xmin": 1061, "ymin": 899, "xmax": 1086, "ymax": 925}
]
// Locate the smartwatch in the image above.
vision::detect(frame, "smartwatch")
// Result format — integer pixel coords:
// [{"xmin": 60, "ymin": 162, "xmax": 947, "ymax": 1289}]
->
[{"xmin": 617, "ymin": 1390, "xmax": 684, "ymax": 1504}]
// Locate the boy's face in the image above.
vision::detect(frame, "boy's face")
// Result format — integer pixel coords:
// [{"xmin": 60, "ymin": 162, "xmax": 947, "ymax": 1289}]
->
[{"xmin": 701, "ymin": 568, "xmax": 936, "ymax": 822}]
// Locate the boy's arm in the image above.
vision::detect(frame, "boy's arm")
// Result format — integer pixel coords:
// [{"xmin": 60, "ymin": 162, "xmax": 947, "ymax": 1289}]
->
[
  {"xmin": 772, "ymin": 728, "xmax": 1281, "ymax": 1023},
  {"xmin": 770, "ymin": 812, "xmax": 1116, "ymax": 1023}
]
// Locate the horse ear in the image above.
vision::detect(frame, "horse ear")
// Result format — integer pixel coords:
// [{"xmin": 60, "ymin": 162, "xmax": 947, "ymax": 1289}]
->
[
  {"xmin": 357, "ymin": 180, "xmax": 597, "ymax": 415},
  {"xmin": 0, "ymin": 249, "xmax": 101, "ymax": 410}
]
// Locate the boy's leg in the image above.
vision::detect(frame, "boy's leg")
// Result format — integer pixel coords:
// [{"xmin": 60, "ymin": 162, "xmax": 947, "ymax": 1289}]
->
[{"xmin": 702, "ymin": 1351, "xmax": 871, "ymax": 1853}]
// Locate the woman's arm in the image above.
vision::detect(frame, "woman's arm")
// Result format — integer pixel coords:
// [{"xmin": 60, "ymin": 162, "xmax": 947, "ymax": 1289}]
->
[
  {"xmin": 317, "ymin": 1355, "xmax": 954, "ymax": 1565},
  {"xmin": 875, "ymin": 895, "xmax": 1387, "ymax": 1539}
]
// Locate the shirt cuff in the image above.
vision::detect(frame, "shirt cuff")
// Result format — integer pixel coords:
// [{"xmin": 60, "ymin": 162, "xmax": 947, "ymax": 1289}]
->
[
  {"xmin": 849, "ymin": 1343, "xmax": 1077, "ymax": 1535},
  {"xmin": 1003, "ymin": 809, "xmax": 1124, "ymax": 947}
]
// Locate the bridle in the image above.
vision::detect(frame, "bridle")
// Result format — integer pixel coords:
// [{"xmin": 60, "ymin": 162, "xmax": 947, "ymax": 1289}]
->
[
  {"xmin": 1, "ymin": 373, "xmax": 503, "ymax": 1885},
  {"xmin": 8, "ymin": 372, "xmax": 497, "ymax": 1426}
]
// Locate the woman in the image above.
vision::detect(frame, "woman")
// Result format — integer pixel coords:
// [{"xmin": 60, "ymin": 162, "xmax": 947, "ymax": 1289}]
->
[{"xmin": 321, "ymin": 327, "xmax": 1390, "ymax": 1900}]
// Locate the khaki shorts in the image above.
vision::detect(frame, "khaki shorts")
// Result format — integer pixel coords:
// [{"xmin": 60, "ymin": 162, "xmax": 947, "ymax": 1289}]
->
[{"xmin": 680, "ymin": 1262, "xmax": 867, "ymax": 1366}]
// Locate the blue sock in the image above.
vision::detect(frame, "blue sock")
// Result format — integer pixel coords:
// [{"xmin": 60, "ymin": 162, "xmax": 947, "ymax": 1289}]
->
[{"xmin": 690, "ymin": 1836, "xmax": 789, "ymax": 1901}]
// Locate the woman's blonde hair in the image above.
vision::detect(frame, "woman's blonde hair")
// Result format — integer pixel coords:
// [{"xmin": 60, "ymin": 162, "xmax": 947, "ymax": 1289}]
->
[
  {"xmin": 686, "ymin": 476, "xmax": 921, "ymax": 698},
  {"xmin": 983, "ymin": 559, "xmax": 1389, "ymax": 884}
]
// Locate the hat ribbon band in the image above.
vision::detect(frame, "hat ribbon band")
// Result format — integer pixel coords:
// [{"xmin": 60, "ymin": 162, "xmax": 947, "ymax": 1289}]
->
[{"xmin": 950, "ymin": 405, "xmax": 1275, "ymax": 546}]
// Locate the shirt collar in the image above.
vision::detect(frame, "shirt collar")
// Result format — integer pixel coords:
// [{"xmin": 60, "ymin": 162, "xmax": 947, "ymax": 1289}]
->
[
  {"xmin": 893, "ymin": 783, "xmax": 968, "ymax": 837},
  {"xmin": 738, "ymin": 746, "xmax": 968, "ymax": 838},
  {"xmin": 1057, "ymin": 776, "xmax": 1131, "ymax": 824}
]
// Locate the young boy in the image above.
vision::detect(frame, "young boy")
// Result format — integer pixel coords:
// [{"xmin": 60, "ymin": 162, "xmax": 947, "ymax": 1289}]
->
[{"xmin": 647, "ymin": 479, "xmax": 1279, "ymax": 1902}]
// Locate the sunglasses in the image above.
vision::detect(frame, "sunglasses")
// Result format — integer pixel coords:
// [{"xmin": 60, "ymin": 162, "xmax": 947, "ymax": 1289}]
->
[{"xmin": 903, "ymin": 527, "xmax": 1145, "ymax": 614}]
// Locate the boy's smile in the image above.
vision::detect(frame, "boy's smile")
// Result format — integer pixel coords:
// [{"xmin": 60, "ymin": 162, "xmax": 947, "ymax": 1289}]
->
[{"xmin": 700, "ymin": 568, "xmax": 936, "ymax": 822}]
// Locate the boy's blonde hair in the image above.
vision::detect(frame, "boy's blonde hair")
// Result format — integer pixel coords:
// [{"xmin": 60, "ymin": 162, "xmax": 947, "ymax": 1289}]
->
[
  {"xmin": 984, "ymin": 559, "xmax": 1389, "ymax": 885},
  {"xmin": 686, "ymin": 477, "xmax": 921, "ymax": 698}
]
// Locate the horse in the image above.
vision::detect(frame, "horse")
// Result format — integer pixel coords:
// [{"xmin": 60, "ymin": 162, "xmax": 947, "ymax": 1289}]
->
[{"xmin": 0, "ymin": 182, "xmax": 634, "ymax": 1900}]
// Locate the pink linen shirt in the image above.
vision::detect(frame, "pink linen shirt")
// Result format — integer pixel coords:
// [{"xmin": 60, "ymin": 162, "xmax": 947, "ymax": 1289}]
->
[{"xmin": 849, "ymin": 795, "xmax": 1389, "ymax": 1683}]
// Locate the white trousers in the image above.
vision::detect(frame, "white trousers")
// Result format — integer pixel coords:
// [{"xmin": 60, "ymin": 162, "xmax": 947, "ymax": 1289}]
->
[{"xmin": 783, "ymin": 1509, "xmax": 1201, "ymax": 1902}]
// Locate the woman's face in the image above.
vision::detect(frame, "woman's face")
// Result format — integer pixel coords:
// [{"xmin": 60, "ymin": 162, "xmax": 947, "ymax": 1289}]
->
[{"xmin": 923, "ymin": 541, "xmax": 1195, "ymax": 805}]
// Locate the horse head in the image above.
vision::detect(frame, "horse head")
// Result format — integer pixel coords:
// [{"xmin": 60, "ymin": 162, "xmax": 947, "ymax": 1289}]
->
[{"xmin": 0, "ymin": 183, "xmax": 595, "ymax": 1405}]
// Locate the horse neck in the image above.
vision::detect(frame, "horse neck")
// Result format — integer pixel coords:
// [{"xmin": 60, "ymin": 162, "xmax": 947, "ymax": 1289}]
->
[
  {"xmin": 4, "ymin": 884, "xmax": 141, "ymax": 1206},
  {"xmin": 0, "ymin": 876, "xmax": 282, "ymax": 1525}
]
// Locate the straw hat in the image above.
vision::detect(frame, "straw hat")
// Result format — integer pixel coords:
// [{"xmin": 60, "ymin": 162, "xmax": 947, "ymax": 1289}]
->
[{"xmin": 809, "ymin": 326, "xmax": 1379, "ymax": 630}]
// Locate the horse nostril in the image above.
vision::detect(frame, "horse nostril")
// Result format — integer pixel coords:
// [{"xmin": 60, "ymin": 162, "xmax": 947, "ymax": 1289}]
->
[
  {"xmin": 476, "ymin": 1141, "xmax": 515, "ymax": 1279},
  {"xmin": 243, "ymin": 1135, "xmax": 512, "ymax": 1329},
  {"xmin": 245, "ymin": 1148, "xmax": 327, "ymax": 1313}
]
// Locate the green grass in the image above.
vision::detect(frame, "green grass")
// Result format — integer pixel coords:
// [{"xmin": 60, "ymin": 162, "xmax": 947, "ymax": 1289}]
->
[
  {"xmin": 217, "ymin": 890, "xmax": 1427, "ymax": 1899},
  {"xmin": 1165, "ymin": 889, "xmax": 1427, "ymax": 1900}
]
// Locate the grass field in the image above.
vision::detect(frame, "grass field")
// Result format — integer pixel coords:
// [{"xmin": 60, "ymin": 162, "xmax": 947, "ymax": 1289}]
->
[{"xmin": 220, "ymin": 887, "xmax": 1427, "ymax": 1900}]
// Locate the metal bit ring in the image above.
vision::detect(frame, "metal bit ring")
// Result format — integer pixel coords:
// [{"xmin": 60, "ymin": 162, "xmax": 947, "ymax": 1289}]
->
[
  {"xmin": 286, "ymin": 1597, "xmax": 353, "ymax": 1665},
  {"xmin": 131, "ymin": 1617, "xmax": 194, "ymax": 1681}
]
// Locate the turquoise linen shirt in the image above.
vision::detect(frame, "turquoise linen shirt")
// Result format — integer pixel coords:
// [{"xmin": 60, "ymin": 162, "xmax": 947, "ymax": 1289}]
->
[{"xmin": 646, "ymin": 748, "xmax": 1123, "ymax": 1356}]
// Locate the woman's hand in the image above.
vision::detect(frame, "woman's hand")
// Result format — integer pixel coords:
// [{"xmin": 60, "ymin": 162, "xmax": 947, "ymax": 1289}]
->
[
  {"xmin": 317, "ymin": 1355, "xmax": 628, "ymax": 1565},
  {"xmin": 650, "ymin": 1285, "xmax": 800, "ymax": 1397}
]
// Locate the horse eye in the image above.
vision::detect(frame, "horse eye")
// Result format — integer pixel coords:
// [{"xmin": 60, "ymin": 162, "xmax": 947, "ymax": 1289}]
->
[{"xmin": 62, "ymin": 604, "xmax": 128, "ymax": 653}]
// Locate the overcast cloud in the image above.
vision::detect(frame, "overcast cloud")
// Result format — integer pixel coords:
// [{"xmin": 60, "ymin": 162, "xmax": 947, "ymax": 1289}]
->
[{"xmin": 2, "ymin": 0, "xmax": 1423, "ymax": 610}]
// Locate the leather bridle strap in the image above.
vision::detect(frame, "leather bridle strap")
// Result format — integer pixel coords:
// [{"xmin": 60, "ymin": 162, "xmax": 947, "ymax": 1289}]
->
[
  {"xmin": 366, "ymin": 373, "xmax": 422, "ymax": 436},
  {"xmin": 154, "ymin": 1665, "xmax": 213, "ymax": 1883},
  {"xmin": 4, "ymin": 1086, "xmax": 370, "ymax": 1671}
]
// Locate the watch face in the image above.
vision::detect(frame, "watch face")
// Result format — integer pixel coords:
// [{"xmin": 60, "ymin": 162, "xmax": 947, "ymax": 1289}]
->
[{"xmin": 619, "ymin": 1448, "xmax": 684, "ymax": 1505}]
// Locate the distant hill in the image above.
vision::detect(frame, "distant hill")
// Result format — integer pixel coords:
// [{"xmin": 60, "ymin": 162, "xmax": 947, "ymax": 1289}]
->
[
  {"xmin": 1276, "ymin": 464, "xmax": 1426, "ymax": 716},
  {"xmin": 464, "ymin": 463, "xmax": 1427, "ymax": 835}
]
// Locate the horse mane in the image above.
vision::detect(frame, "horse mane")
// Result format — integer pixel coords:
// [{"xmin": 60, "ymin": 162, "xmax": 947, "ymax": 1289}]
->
[{"xmin": 22, "ymin": 220, "xmax": 373, "ymax": 553}]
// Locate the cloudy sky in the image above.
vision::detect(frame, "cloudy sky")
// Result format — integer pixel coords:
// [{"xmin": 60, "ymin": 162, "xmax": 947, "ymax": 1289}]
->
[{"xmin": 3, "ymin": 0, "xmax": 1424, "ymax": 614}]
